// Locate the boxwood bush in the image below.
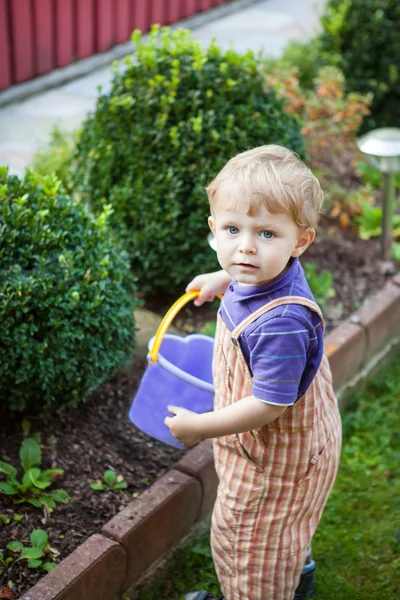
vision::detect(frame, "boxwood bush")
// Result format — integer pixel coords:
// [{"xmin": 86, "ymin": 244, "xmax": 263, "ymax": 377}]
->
[
  {"xmin": 0, "ymin": 168, "xmax": 137, "ymax": 413},
  {"xmin": 73, "ymin": 27, "xmax": 305, "ymax": 293},
  {"xmin": 319, "ymin": 0, "xmax": 400, "ymax": 131}
]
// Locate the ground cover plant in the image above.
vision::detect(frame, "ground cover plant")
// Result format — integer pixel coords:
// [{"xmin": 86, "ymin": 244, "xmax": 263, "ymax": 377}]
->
[{"xmin": 137, "ymin": 352, "xmax": 400, "ymax": 600}]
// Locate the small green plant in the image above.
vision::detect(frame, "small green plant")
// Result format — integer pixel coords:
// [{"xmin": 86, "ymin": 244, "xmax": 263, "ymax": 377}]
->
[
  {"xmin": 0, "ymin": 434, "xmax": 69, "ymax": 511},
  {"xmin": 29, "ymin": 126, "xmax": 77, "ymax": 191},
  {"xmin": 355, "ymin": 202, "xmax": 400, "ymax": 240},
  {"xmin": 355, "ymin": 161, "xmax": 400, "ymax": 191},
  {"xmin": 5, "ymin": 529, "xmax": 57, "ymax": 572},
  {"xmin": 90, "ymin": 470, "xmax": 127, "ymax": 492},
  {"xmin": 303, "ymin": 262, "xmax": 336, "ymax": 308}
]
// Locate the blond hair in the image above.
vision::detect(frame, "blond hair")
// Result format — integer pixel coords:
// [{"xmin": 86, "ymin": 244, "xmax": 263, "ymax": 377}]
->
[{"xmin": 206, "ymin": 145, "xmax": 323, "ymax": 229}]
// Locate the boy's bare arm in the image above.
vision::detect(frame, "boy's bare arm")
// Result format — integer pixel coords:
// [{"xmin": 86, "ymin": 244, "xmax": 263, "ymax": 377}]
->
[{"xmin": 165, "ymin": 396, "xmax": 287, "ymax": 447}]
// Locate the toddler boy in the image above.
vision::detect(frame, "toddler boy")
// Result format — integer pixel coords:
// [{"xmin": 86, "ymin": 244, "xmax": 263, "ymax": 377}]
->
[{"xmin": 165, "ymin": 145, "xmax": 342, "ymax": 600}]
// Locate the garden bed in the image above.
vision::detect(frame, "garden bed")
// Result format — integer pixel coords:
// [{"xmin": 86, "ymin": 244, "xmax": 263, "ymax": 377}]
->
[{"xmin": 0, "ymin": 218, "xmax": 398, "ymax": 598}]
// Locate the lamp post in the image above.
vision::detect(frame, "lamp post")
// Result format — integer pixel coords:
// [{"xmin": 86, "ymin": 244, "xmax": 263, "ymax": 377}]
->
[{"xmin": 356, "ymin": 127, "xmax": 400, "ymax": 261}]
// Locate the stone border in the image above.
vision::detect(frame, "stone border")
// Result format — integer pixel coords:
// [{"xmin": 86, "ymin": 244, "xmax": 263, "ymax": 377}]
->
[
  {"xmin": 0, "ymin": 0, "xmax": 261, "ymax": 108},
  {"xmin": 20, "ymin": 273, "xmax": 400, "ymax": 600}
]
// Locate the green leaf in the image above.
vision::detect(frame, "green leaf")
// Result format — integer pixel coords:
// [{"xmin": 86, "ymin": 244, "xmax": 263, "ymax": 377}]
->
[
  {"xmin": 1, "ymin": 514, "xmax": 11, "ymax": 524},
  {"xmin": 7, "ymin": 541, "xmax": 24, "ymax": 552},
  {"xmin": 28, "ymin": 558, "xmax": 43, "ymax": 568},
  {"xmin": 104, "ymin": 470, "xmax": 116, "ymax": 486},
  {"xmin": 26, "ymin": 468, "xmax": 50, "ymax": 490},
  {"xmin": 42, "ymin": 561, "xmax": 57, "ymax": 572},
  {"xmin": 31, "ymin": 529, "xmax": 48, "ymax": 549},
  {"xmin": 32, "ymin": 432, "xmax": 42, "ymax": 445},
  {"xmin": 49, "ymin": 489, "xmax": 70, "ymax": 503},
  {"xmin": 0, "ymin": 461, "xmax": 18, "ymax": 479},
  {"xmin": 22, "ymin": 471, "xmax": 35, "ymax": 489},
  {"xmin": 21, "ymin": 419, "xmax": 31, "ymax": 435},
  {"xmin": 41, "ymin": 468, "xmax": 64, "ymax": 481},
  {"xmin": 13, "ymin": 513, "xmax": 23, "ymax": 521},
  {"xmin": 18, "ymin": 547, "xmax": 44, "ymax": 561},
  {"xmin": 41, "ymin": 496, "xmax": 56, "ymax": 510},
  {"xmin": 113, "ymin": 482, "xmax": 127, "ymax": 490},
  {"xmin": 26, "ymin": 498, "xmax": 43, "ymax": 508},
  {"xmin": 20, "ymin": 438, "xmax": 41, "ymax": 472},
  {"xmin": 0, "ymin": 482, "xmax": 18, "ymax": 495},
  {"xmin": 90, "ymin": 482, "xmax": 105, "ymax": 491}
]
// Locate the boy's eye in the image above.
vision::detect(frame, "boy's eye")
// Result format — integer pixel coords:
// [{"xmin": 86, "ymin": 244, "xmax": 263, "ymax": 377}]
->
[
  {"xmin": 261, "ymin": 231, "xmax": 274, "ymax": 239},
  {"xmin": 227, "ymin": 226, "xmax": 239, "ymax": 235}
]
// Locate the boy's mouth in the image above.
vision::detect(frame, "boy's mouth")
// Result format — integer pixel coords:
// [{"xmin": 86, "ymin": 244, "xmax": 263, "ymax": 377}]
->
[{"xmin": 236, "ymin": 262, "xmax": 258, "ymax": 270}]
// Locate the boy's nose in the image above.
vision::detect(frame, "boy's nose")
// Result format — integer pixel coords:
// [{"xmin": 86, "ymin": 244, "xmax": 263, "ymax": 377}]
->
[{"xmin": 238, "ymin": 237, "xmax": 256, "ymax": 254}]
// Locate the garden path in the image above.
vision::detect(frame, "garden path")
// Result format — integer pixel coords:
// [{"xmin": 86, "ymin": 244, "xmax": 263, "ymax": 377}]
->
[{"xmin": 0, "ymin": 0, "xmax": 325, "ymax": 177}]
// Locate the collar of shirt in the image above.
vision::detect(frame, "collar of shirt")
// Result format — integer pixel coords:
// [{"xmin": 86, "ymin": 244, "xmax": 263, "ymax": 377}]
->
[{"xmin": 230, "ymin": 257, "xmax": 300, "ymax": 303}]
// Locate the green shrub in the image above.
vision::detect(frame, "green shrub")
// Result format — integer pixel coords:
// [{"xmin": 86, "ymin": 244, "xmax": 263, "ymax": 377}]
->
[
  {"xmin": 0, "ymin": 168, "xmax": 137, "ymax": 412},
  {"xmin": 271, "ymin": 38, "xmax": 321, "ymax": 90},
  {"xmin": 30, "ymin": 126, "xmax": 76, "ymax": 192},
  {"xmin": 319, "ymin": 0, "xmax": 400, "ymax": 131},
  {"xmin": 73, "ymin": 26, "xmax": 305, "ymax": 294}
]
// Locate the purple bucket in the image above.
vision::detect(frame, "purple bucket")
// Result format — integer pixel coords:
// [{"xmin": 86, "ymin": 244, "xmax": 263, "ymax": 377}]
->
[{"xmin": 129, "ymin": 333, "xmax": 215, "ymax": 449}]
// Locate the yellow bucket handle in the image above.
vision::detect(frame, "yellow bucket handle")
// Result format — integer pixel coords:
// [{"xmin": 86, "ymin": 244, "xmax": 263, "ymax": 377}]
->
[{"xmin": 147, "ymin": 290, "xmax": 222, "ymax": 364}]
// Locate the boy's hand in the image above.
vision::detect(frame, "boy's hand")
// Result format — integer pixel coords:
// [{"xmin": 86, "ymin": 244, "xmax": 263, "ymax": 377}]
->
[
  {"xmin": 186, "ymin": 270, "xmax": 231, "ymax": 306},
  {"xmin": 164, "ymin": 406, "xmax": 203, "ymax": 447}
]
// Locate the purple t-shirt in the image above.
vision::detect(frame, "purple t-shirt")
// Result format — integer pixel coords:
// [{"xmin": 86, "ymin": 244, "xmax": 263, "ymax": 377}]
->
[{"xmin": 219, "ymin": 258, "xmax": 324, "ymax": 406}]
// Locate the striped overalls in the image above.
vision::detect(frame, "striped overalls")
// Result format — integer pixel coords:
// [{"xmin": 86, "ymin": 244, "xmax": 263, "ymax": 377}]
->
[{"xmin": 211, "ymin": 296, "xmax": 342, "ymax": 600}]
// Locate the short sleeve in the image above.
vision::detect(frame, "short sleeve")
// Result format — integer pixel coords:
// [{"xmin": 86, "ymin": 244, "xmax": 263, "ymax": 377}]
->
[{"xmin": 245, "ymin": 316, "xmax": 311, "ymax": 406}]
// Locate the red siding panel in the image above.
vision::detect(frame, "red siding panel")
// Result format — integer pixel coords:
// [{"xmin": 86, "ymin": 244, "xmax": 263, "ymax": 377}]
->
[
  {"xmin": 96, "ymin": 0, "xmax": 114, "ymax": 52},
  {"xmin": 199, "ymin": 0, "xmax": 213, "ymax": 10},
  {"xmin": 182, "ymin": 0, "xmax": 198, "ymax": 19},
  {"xmin": 115, "ymin": 0, "xmax": 131, "ymax": 44},
  {"xmin": 33, "ymin": 0, "xmax": 53, "ymax": 75},
  {"xmin": 0, "ymin": 0, "xmax": 12, "ymax": 89},
  {"xmin": 131, "ymin": 0, "xmax": 151, "ymax": 33},
  {"xmin": 55, "ymin": 0, "xmax": 74, "ymax": 67},
  {"xmin": 76, "ymin": 0, "xmax": 95, "ymax": 59},
  {"xmin": 150, "ymin": 0, "xmax": 165, "ymax": 25},
  {"xmin": 168, "ymin": 0, "xmax": 183, "ymax": 23},
  {"xmin": 10, "ymin": 0, "xmax": 35, "ymax": 83}
]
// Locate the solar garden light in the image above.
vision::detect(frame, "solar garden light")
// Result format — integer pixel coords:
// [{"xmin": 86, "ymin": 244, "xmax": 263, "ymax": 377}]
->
[{"xmin": 356, "ymin": 127, "xmax": 400, "ymax": 261}]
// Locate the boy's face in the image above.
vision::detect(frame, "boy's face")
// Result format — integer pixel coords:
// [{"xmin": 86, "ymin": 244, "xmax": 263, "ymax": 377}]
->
[{"xmin": 208, "ymin": 201, "xmax": 315, "ymax": 287}]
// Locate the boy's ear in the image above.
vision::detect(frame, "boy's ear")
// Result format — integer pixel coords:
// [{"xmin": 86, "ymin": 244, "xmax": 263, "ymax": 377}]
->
[
  {"xmin": 208, "ymin": 216, "xmax": 215, "ymax": 234},
  {"xmin": 291, "ymin": 228, "xmax": 315, "ymax": 257}
]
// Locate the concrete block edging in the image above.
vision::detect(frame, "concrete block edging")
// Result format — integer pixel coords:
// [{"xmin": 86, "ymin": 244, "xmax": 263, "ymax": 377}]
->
[{"xmin": 20, "ymin": 273, "xmax": 400, "ymax": 600}]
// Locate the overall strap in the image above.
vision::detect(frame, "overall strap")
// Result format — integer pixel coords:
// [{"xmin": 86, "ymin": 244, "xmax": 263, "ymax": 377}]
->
[{"xmin": 231, "ymin": 296, "xmax": 324, "ymax": 340}]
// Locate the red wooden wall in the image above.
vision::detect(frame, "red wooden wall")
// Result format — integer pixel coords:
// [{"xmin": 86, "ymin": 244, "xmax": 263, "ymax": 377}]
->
[{"xmin": 0, "ymin": 0, "xmax": 229, "ymax": 91}]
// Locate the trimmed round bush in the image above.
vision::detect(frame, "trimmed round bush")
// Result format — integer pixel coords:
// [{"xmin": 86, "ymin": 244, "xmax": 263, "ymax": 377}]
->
[
  {"xmin": 73, "ymin": 27, "xmax": 305, "ymax": 294},
  {"xmin": 0, "ymin": 168, "xmax": 137, "ymax": 413},
  {"xmin": 319, "ymin": 0, "xmax": 400, "ymax": 131}
]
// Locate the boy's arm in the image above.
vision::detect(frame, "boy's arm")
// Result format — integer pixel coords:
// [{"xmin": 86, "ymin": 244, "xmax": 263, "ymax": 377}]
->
[
  {"xmin": 186, "ymin": 270, "xmax": 232, "ymax": 306},
  {"xmin": 165, "ymin": 396, "xmax": 287, "ymax": 447}
]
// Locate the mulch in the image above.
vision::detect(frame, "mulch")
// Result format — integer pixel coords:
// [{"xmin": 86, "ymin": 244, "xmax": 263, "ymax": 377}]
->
[{"xmin": 0, "ymin": 216, "xmax": 398, "ymax": 597}]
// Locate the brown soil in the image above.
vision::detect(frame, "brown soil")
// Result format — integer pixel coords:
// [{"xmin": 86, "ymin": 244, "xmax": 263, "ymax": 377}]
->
[{"xmin": 0, "ymin": 218, "xmax": 398, "ymax": 597}]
